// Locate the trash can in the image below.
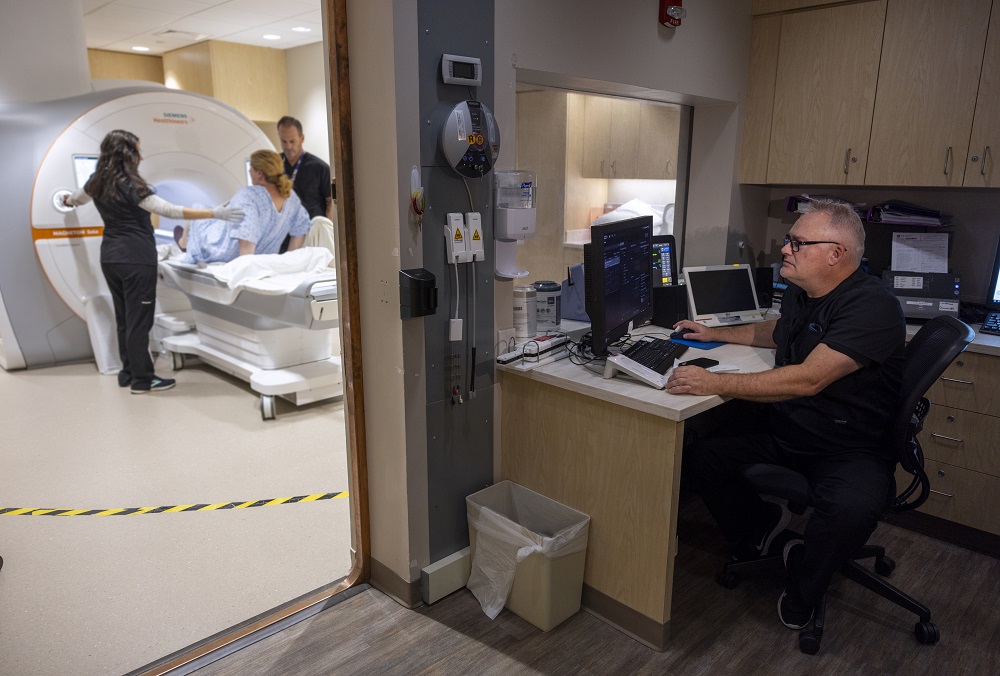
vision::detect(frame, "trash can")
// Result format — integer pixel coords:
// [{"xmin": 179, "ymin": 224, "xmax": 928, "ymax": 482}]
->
[{"xmin": 466, "ymin": 480, "xmax": 590, "ymax": 631}]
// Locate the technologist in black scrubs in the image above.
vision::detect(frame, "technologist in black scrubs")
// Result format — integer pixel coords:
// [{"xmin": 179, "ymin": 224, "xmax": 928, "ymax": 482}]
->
[{"xmin": 63, "ymin": 129, "xmax": 244, "ymax": 394}]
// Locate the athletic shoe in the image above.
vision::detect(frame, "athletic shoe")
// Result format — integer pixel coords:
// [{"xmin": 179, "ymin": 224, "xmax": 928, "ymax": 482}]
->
[
  {"xmin": 778, "ymin": 588, "xmax": 813, "ymax": 629},
  {"xmin": 117, "ymin": 371, "xmax": 132, "ymax": 388},
  {"xmin": 731, "ymin": 501, "xmax": 792, "ymax": 561},
  {"xmin": 130, "ymin": 377, "xmax": 176, "ymax": 394}
]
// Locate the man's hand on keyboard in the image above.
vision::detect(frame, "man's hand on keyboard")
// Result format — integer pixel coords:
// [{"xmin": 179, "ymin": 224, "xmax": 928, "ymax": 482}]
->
[{"xmin": 665, "ymin": 363, "xmax": 718, "ymax": 396}]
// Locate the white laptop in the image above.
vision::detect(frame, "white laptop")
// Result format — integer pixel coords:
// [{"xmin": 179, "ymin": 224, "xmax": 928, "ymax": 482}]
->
[{"xmin": 682, "ymin": 264, "xmax": 766, "ymax": 327}]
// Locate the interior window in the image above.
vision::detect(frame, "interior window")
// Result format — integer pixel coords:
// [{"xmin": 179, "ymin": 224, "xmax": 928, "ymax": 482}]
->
[{"xmin": 512, "ymin": 85, "xmax": 687, "ymax": 286}]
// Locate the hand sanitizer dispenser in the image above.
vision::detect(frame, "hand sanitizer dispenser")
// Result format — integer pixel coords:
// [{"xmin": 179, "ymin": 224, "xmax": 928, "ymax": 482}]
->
[{"xmin": 494, "ymin": 170, "xmax": 536, "ymax": 278}]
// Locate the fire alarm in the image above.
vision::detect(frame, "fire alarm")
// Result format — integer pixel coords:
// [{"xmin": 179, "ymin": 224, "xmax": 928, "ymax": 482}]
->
[{"xmin": 659, "ymin": 0, "xmax": 687, "ymax": 28}]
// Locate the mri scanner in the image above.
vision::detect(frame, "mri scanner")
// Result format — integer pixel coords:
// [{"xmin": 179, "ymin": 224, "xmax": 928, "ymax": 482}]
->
[{"xmin": 0, "ymin": 84, "xmax": 342, "ymax": 418}]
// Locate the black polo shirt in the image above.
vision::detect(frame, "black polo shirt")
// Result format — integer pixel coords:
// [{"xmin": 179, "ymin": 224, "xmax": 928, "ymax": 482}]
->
[
  {"xmin": 283, "ymin": 151, "xmax": 331, "ymax": 219},
  {"xmin": 86, "ymin": 180, "xmax": 157, "ymax": 266},
  {"xmin": 768, "ymin": 268, "xmax": 905, "ymax": 456}
]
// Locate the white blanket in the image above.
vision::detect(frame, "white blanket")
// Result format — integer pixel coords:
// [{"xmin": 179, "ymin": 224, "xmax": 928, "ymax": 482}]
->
[{"xmin": 210, "ymin": 248, "xmax": 334, "ymax": 289}]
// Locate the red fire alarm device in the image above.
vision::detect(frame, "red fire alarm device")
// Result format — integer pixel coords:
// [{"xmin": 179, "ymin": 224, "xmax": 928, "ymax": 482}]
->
[{"xmin": 659, "ymin": 0, "xmax": 687, "ymax": 28}]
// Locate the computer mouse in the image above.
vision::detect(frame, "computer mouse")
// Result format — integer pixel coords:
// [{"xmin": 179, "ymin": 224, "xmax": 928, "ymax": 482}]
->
[{"xmin": 670, "ymin": 328, "xmax": 693, "ymax": 339}]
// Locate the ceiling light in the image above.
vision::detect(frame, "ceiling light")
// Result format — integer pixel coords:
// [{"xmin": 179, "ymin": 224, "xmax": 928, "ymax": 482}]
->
[
  {"xmin": 291, "ymin": 26, "xmax": 311, "ymax": 33},
  {"xmin": 131, "ymin": 45, "xmax": 151, "ymax": 52},
  {"xmin": 262, "ymin": 34, "xmax": 281, "ymax": 40}
]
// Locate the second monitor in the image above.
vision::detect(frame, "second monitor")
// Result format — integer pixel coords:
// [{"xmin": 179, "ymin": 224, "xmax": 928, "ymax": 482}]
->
[{"xmin": 683, "ymin": 264, "xmax": 765, "ymax": 327}]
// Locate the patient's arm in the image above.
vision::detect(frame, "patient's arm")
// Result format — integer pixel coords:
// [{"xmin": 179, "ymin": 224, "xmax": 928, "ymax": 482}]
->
[
  {"xmin": 238, "ymin": 239, "xmax": 256, "ymax": 256},
  {"xmin": 287, "ymin": 235, "xmax": 306, "ymax": 251}
]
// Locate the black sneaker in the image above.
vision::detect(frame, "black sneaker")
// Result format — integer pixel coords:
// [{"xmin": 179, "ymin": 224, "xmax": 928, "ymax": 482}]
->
[
  {"xmin": 731, "ymin": 502, "xmax": 792, "ymax": 561},
  {"xmin": 131, "ymin": 377, "xmax": 176, "ymax": 394},
  {"xmin": 778, "ymin": 588, "xmax": 813, "ymax": 629}
]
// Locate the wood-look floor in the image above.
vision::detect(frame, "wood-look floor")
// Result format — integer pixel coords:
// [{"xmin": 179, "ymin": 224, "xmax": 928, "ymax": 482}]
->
[{"xmin": 195, "ymin": 493, "xmax": 1000, "ymax": 675}]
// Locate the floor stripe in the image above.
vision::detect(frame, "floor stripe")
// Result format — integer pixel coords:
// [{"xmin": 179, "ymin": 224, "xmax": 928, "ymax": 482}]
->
[{"xmin": 0, "ymin": 492, "xmax": 348, "ymax": 517}]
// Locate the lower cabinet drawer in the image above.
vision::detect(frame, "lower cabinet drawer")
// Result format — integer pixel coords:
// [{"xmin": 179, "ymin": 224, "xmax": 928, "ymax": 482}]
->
[
  {"xmin": 896, "ymin": 460, "xmax": 1000, "ymax": 536},
  {"xmin": 921, "ymin": 405, "xmax": 1000, "ymax": 476}
]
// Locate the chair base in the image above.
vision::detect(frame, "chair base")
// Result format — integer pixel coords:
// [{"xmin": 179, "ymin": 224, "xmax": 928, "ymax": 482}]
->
[{"xmin": 719, "ymin": 540, "xmax": 940, "ymax": 653}]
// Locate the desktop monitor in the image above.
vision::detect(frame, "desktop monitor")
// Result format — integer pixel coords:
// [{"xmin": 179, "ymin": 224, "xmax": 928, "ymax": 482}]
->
[
  {"xmin": 651, "ymin": 235, "xmax": 677, "ymax": 287},
  {"xmin": 584, "ymin": 215, "xmax": 654, "ymax": 356},
  {"xmin": 682, "ymin": 264, "xmax": 765, "ymax": 327},
  {"xmin": 988, "ymin": 237, "xmax": 1000, "ymax": 309}
]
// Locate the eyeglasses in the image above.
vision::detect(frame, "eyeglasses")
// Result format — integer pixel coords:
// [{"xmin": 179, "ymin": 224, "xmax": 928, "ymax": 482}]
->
[{"xmin": 782, "ymin": 235, "xmax": 843, "ymax": 253}]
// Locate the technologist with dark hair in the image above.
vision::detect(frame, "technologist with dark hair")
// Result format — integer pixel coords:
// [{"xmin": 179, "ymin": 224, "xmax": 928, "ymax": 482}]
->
[
  {"xmin": 665, "ymin": 198, "xmax": 906, "ymax": 630},
  {"xmin": 63, "ymin": 129, "xmax": 244, "ymax": 394}
]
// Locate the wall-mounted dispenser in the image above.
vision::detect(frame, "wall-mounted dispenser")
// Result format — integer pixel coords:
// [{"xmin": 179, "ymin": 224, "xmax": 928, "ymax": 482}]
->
[{"xmin": 494, "ymin": 170, "xmax": 536, "ymax": 279}]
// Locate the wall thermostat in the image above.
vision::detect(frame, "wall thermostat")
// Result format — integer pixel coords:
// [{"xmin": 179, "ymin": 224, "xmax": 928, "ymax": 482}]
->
[
  {"xmin": 441, "ymin": 54, "xmax": 482, "ymax": 87},
  {"xmin": 440, "ymin": 100, "xmax": 500, "ymax": 178}
]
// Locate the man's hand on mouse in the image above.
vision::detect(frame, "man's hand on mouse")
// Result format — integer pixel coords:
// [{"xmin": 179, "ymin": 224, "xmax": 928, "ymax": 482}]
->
[{"xmin": 670, "ymin": 321, "xmax": 714, "ymax": 342}]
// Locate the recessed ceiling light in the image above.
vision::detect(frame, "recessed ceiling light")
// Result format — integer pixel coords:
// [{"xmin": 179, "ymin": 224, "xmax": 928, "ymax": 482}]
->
[
  {"xmin": 262, "ymin": 34, "xmax": 281, "ymax": 40},
  {"xmin": 291, "ymin": 26, "xmax": 311, "ymax": 33},
  {"xmin": 131, "ymin": 45, "xmax": 151, "ymax": 52}
]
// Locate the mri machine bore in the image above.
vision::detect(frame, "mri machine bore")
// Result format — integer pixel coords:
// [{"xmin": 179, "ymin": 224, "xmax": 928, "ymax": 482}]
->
[{"xmin": 0, "ymin": 84, "xmax": 342, "ymax": 419}]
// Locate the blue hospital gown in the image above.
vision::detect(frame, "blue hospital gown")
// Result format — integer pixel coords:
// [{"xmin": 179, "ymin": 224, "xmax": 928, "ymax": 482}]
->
[{"xmin": 182, "ymin": 186, "xmax": 311, "ymax": 264}]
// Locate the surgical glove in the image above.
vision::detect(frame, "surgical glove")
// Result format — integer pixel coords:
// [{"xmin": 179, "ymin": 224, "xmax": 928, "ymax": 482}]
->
[{"xmin": 212, "ymin": 204, "xmax": 245, "ymax": 222}]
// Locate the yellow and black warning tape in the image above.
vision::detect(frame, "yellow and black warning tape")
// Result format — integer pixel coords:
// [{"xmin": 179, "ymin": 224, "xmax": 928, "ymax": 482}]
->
[{"xmin": 0, "ymin": 491, "xmax": 348, "ymax": 517}]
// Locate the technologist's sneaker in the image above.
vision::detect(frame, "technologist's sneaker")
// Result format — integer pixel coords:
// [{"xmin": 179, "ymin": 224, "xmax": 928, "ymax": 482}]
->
[
  {"xmin": 130, "ymin": 377, "xmax": 176, "ymax": 394},
  {"xmin": 778, "ymin": 588, "xmax": 813, "ymax": 630},
  {"xmin": 731, "ymin": 502, "xmax": 792, "ymax": 562}
]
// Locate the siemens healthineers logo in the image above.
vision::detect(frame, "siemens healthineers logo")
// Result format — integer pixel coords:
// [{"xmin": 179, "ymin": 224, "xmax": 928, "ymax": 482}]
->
[{"xmin": 153, "ymin": 111, "xmax": 196, "ymax": 125}]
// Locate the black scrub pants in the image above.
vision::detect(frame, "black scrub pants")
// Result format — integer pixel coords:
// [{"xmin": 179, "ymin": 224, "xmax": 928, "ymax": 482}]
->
[
  {"xmin": 101, "ymin": 262, "xmax": 158, "ymax": 387},
  {"xmin": 684, "ymin": 422, "xmax": 895, "ymax": 608}
]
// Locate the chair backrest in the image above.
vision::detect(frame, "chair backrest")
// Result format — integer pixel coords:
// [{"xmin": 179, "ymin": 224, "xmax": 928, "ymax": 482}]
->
[{"xmin": 892, "ymin": 315, "xmax": 975, "ymax": 511}]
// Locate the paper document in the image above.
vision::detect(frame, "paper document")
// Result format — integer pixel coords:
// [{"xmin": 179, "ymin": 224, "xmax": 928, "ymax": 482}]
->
[{"xmin": 891, "ymin": 233, "xmax": 948, "ymax": 273}]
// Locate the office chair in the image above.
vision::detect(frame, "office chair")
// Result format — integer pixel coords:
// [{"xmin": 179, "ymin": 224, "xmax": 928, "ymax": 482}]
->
[{"xmin": 717, "ymin": 315, "xmax": 975, "ymax": 654}]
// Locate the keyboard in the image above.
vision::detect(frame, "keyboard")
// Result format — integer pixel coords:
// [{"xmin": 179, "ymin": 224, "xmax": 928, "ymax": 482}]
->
[
  {"xmin": 621, "ymin": 337, "xmax": 689, "ymax": 375},
  {"xmin": 982, "ymin": 312, "xmax": 1000, "ymax": 335}
]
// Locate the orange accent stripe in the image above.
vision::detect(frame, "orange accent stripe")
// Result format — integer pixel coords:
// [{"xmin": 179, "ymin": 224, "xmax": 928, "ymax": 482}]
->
[{"xmin": 31, "ymin": 226, "xmax": 104, "ymax": 241}]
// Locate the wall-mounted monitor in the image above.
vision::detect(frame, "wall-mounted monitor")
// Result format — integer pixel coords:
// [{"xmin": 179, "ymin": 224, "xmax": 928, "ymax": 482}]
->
[
  {"xmin": 682, "ymin": 264, "xmax": 765, "ymax": 327},
  {"xmin": 584, "ymin": 215, "xmax": 654, "ymax": 356},
  {"xmin": 72, "ymin": 154, "xmax": 98, "ymax": 189}
]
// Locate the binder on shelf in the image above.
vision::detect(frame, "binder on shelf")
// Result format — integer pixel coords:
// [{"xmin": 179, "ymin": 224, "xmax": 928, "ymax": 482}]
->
[{"xmin": 866, "ymin": 200, "xmax": 948, "ymax": 227}]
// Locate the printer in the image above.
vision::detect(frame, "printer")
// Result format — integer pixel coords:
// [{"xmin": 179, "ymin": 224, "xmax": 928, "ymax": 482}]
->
[{"xmin": 882, "ymin": 271, "xmax": 960, "ymax": 320}]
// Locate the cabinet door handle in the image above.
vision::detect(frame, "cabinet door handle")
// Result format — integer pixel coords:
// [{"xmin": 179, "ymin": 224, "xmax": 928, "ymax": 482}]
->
[
  {"xmin": 611, "ymin": 159, "xmax": 616, "ymax": 176},
  {"xmin": 943, "ymin": 146, "xmax": 952, "ymax": 175},
  {"xmin": 930, "ymin": 433, "xmax": 964, "ymax": 443},
  {"xmin": 843, "ymin": 147, "xmax": 852, "ymax": 175},
  {"xmin": 983, "ymin": 146, "xmax": 992, "ymax": 176},
  {"xmin": 940, "ymin": 377, "xmax": 973, "ymax": 385},
  {"xmin": 930, "ymin": 489, "xmax": 955, "ymax": 498}
]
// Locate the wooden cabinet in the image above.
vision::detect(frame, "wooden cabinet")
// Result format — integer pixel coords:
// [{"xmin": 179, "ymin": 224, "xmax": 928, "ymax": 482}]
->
[
  {"xmin": 742, "ymin": 0, "xmax": 1000, "ymax": 188},
  {"xmin": 582, "ymin": 97, "xmax": 678, "ymax": 179},
  {"xmin": 909, "ymin": 350, "xmax": 1000, "ymax": 536},
  {"xmin": 765, "ymin": 1, "xmax": 885, "ymax": 185},
  {"xmin": 965, "ymin": 4, "xmax": 1000, "ymax": 187},
  {"xmin": 866, "ymin": 0, "xmax": 993, "ymax": 186}
]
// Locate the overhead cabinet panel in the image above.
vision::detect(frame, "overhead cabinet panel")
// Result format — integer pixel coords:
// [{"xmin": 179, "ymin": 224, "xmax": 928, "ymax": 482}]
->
[
  {"xmin": 965, "ymin": 3, "xmax": 1000, "ymax": 187},
  {"xmin": 766, "ymin": 1, "xmax": 886, "ymax": 185},
  {"xmin": 865, "ymin": 0, "xmax": 992, "ymax": 186}
]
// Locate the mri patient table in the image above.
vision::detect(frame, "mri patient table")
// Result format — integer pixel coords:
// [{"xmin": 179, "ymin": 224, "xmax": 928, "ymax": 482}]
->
[{"xmin": 157, "ymin": 257, "xmax": 343, "ymax": 420}]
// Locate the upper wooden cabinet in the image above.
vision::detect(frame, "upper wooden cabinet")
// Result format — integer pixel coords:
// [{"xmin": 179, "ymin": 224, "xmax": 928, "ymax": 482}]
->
[
  {"xmin": 965, "ymin": 3, "xmax": 1000, "ymax": 187},
  {"xmin": 741, "ymin": 0, "xmax": 1000, "ymax": 188},
  {"xmin": 582, "ymin": 97, "xmax": 679, "ymax": 179},
  {"xmin": 866, "ymin": 0, "xmax": 993, "ymax": 186},
  {"xmin": 765, "ymin": 1, "xmax": 886, "ymax": 185}
]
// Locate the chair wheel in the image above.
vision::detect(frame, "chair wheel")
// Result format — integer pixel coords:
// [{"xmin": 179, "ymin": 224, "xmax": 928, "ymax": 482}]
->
[
  {"xmin": 875, "ymin": 556, "xmax": 895, "ymax": 577},
  {"xmin": 915, "ymin": 621, "xmax": 940, "ymax": 644},
  {"xmin": 717, "ymin": 571, "xmax": 739, "ymax": 589},
  {"xmin": 799, "ymin": 630, "xmax": 821, "ymax": 655}
]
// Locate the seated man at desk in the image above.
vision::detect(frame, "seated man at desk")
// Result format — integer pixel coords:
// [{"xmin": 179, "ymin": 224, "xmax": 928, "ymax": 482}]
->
[{"xmin": 665, "ymin": 198, "xmax": 905, "ymax": 629}]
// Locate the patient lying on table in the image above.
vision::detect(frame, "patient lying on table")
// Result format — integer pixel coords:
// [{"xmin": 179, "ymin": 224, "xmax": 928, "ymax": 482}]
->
[{"xmin": 177, "ymin": 149, "xmax": 311, "ymax": 264}]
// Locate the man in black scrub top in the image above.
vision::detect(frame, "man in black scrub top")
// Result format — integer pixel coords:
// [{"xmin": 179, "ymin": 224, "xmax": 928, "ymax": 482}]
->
[
  {"xmin": 665, "ymin": 198, "xmax": 905, "ymax": 631},
  {"xmin": 277, "ymin": 116, "xmax": 331, "ymax": 251}
]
